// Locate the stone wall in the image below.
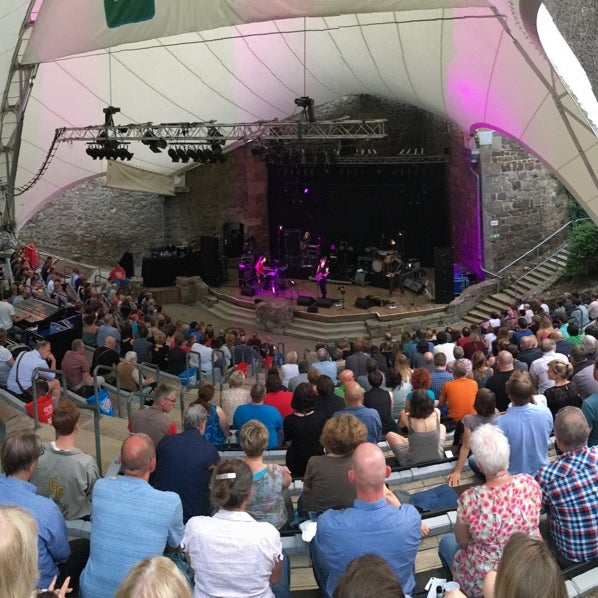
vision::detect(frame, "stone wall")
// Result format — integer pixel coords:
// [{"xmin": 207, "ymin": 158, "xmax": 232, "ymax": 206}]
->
[
  {"xmin": 19, "ymin": 176, "xmax": 165, "ymax": 268},
  {"xmin": 479, "ymin": 133, "xmax": 570, "ymax": 272},
  {"xmin": 164, "ymin": 146, "xmax": 269, "ymax": 256}
]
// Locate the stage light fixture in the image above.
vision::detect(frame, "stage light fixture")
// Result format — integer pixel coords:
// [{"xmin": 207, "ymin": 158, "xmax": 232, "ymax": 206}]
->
[
  {"xmin": 176, "ymin": 147, "xmax": 190, "ymax": 163},
  {"xmin": 168, "ymin": 147, "xmax": 179, "ymax": 162},
  {"xmin": 141, "ymin": 130, "xmax": 167, "ymax": 153},
  {"xmin": 203, "ymin": 147, "xmax": 215, "ymax": 162}
]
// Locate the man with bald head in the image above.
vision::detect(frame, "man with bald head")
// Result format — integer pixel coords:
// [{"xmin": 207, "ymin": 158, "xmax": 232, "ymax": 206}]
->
[
  {"xmin": 485, "ymin": 350, "xmax": 516, "ymax": 412},
  {"xmin": 80, "ymin": 434, "xmax": 184, "ymax": 598},
  {"xmin": 334, "ymin": 381, "xmax": 382, "ymax": 443},
  {"xmin": 311, "ymin": 442, "xmax": 422, "ymax": 597}
]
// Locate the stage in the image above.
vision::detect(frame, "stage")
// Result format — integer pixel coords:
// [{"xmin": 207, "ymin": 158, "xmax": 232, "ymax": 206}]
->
[{"xmin": 213, "ymin": 265, "xmax": 446, "ymax": 324}]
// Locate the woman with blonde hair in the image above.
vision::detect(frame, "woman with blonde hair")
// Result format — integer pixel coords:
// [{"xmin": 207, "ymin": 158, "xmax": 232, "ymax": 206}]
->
[
  {"xmin": 483, "ymin": 532, "xmax": 567, "ymax": 598},
  {"xmin": 113, "ymin": 556, "xmax": 191, "ymax": 598},
  {"xmin": 300, "ymin": 414, "xmax": 367, "ymax": 517},
  {"xmin": 220, "ymin": 370, "xmax": 250, "ymax": 422},
  {"xmin": 544, "ymin": 359, "xmax": 581, "ymax": 419},
  {"xmin": 393, "ymin": 353, "xmax": 412, "ymax": 385},
  {"xmin": 0, "ymin": 505, "xmax": 70, "ymax": 598},
  {"xmin": 280, "ymin": 351, "xmax": 299, "ymax": 389},
  {"xmin": 240, "ymin": 419, "xmax": 292, "ymax": 529}
]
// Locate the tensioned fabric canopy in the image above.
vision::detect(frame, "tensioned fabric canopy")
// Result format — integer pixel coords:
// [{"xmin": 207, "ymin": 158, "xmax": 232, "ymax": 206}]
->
[{"xmin": 1, "ymin": 0, "xmax": 598, "ymax": 229}]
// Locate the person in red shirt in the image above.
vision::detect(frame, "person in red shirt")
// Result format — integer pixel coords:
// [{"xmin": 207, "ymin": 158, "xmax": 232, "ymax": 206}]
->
[
  {"xmin": 263, "ymin": 369, "xmax": 293, "ymax": 418},
  {"xmin": 109, "ymin": 263, "xmax": 130, "ymax": 288}
]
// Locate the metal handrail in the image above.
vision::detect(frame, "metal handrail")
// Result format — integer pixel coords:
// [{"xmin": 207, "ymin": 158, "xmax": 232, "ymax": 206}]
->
[
  {"xmin": 480, "ymin": 218, "xmax": 588, "ymax": 292},
  {"xmin": 30, "ymin": 366, "xmax": 67, "ymax": 429}
]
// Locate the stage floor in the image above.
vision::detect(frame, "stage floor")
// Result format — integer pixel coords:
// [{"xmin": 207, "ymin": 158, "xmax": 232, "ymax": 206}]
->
[{"xmin": 214, "ymin": 267, "xmax": 444, "ymax": 321}]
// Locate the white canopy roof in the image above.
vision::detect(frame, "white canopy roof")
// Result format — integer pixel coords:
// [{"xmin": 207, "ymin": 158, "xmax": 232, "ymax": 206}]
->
[{"xmin": 1, "ymin": 0, "xmax": 598, "ymax": 229}]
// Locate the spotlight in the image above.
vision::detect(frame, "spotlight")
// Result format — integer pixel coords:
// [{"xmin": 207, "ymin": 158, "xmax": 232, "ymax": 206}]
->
[
  {"xmin": 168, "ymin": 147, "xmax": 179, "ymax": 162},
  {"xmin": 85, "ymin": 145, "xmax": 100, "ymax": 159},
  {"xmin": 141, "ymin": 130, "xmax": 167, "ymax": 153},
  {"xmin": 203, "ymin": 148, "xmax": 215, "ymax": 162},
  {"xmin": 176, "ymin": 147, "xmax": 190, "ymax": 163}
]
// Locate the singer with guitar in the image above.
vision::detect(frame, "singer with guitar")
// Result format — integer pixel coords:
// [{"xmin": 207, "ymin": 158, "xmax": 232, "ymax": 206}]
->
[{"xmin": 316, "ymin": 256, "xmax": 330, "ymax": 299}]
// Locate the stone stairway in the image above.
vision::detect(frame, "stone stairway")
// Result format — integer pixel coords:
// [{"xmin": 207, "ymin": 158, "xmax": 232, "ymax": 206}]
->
[
  {"xmin": 461, "ymin": 248, "xmax": 568, "ymax": 326},
  {"xmin": 206, "ymin": 292, "xmax": 371, "ymax": 342}
]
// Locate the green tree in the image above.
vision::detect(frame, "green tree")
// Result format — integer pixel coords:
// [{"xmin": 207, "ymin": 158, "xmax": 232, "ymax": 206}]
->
[{"xmin": 567, "ymin": 220, "xmax": 598, "ymax": 276}]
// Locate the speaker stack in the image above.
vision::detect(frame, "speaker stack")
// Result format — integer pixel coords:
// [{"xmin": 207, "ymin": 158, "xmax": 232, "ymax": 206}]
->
[
  {"xmin": 434, "ymin": 247, "xmax": 454, "ymax": 304},
  {"xmin": 200, "ymin": 236, "xmax": 221, "ymax": 286}
]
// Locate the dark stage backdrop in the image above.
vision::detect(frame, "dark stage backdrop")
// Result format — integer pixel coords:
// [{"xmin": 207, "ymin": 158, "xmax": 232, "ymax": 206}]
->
[{"xmin": 267, "ymin": 163, "xmax": 449, "ymax": 265}]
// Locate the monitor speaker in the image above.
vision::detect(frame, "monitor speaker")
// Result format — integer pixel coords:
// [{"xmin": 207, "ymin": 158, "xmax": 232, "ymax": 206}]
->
[
  {"xmin": 314, "ymin": 298, "xmax": 335, "ymax": 308},
  {"xmin": 307, "ymin": 306, "xmax": 319, "ymax": 313},
  {"xmin": 355, "ymin": 297, "xmax": 372, "ymax": 309},
  {"xmin": 297, "ymin": 295, "xmax": 316, "ymax": 306},
  {"xmin": 240, "ymin": 285, "xmax": 255, "ymax": 297}
]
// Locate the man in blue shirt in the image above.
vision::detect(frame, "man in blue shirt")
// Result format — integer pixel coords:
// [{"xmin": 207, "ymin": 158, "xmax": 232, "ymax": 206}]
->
[
  {"xmin": 310, "ymin": 442, "xmax": 422, "ymax": 597},
  {"xmin": 334, "ymin": 381, "xmax": 382, "ymax": 443},
  {"xmin": 495, "ymin": 370, "xmax": 553, "ymax": 475},
  {"xmin": 312, "ymin": 348, "xmax": 338, "ymax": 384},
  {"xmin": 0, "ymin": 431, "xmax": 71, "ymax": 589},
  {"xmin": 233, "ymin": 383, "xmax": 283, "ymax": 449},
  {"xmin": 80, "ymin": 434, "xmax": 185, "ymax": 598}
]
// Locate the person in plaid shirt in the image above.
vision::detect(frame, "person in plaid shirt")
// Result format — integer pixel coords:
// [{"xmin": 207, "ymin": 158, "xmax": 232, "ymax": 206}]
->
[{"xmin": 536, "ymin": 406, "xmax": 598, "ymax": 565}]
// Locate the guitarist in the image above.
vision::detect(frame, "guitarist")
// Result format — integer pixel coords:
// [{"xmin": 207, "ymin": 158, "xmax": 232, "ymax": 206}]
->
[
  {"xmin": 387, "ymin": 254, "xmax": 406, "ymax": 297},
  {"xmin": 315, "ymin": 256, "xmax": 330, "ymax": 299}
]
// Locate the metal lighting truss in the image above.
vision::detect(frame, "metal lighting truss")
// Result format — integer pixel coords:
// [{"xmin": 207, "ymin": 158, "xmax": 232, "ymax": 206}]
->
[{"xmin": 55, "ymin": 118, "xmax": 388, "ymax": 144}]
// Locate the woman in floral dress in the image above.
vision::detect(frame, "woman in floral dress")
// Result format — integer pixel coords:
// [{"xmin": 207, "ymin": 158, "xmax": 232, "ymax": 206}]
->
[{"xmin": 438, "ymin": 424, "xmax": 542, "ymax": 597}]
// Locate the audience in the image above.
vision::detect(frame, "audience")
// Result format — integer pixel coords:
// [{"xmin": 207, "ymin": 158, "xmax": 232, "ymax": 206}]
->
[
  {"xmin": 495, "ymin": 371, "xmax": 553, "ymax": 474},
  {"xmin": 284, "ymin": 382, "xmax": 326, "ymax": 478},
  {"xmin": 30, "ymin": 400, "xmax": 99, "ymax": 520},
  {"xmin": 536, "ymin": 406, "xmax": 598, "ymax": 565},
  {"xmin": 183, "ymin": 458, "xmax": 290, "ymax": 597},
  {"xmin": 128, "ymin": 383, "xmax": 178, "ymax": 448},
  {"xmin": 311, "ymin": 442, "xmax": 422, "ymax": 597},
  {"xmin": 0, "ymin": 431, "xmax": 85, "ymax": 591},
  {"xmin": 438, "ymin": 424, "xmax": 542, "ymax": 597},
  {"xmin": 191, "ymin": 383, "xmax": 229, "ymax": 448},
  {"xmin": 80, "ymin": 434, "xmax": 184, "ymax": 598},
  {"xmin": 314, "ymin": 375, "xmax": 345, "ymax": 420},
  {"xmin": 150, "ymin": 404, "xmax": 220, "ymax": 523},
  {"xmin": 301, "ymin": 414, "xmax": 367, "ymax": 518},
  {"xmin": 446, "ymin": 388, "xmax": 497, "ymax": 487},
  {"xmin": 544, "ymin": 359, "xmax": 581, "ymax": 419},
  {"xmin": 364, "ymin": 370, "xmax": 398, "ymax": 434},
  {"xmin": 333, "ymin": 554, "xmax": 404, "ymax": 598},
  {"xmin": 481, "ymin": 533, "xmax": 567, "ymax": 598},
  {"xmin": 334, "ymin": 381, "xmax": 381, "ymax": 443},
  {"xmin": 386, "ymin": 389, "xmax": 447, "ymax": 466},
  {"xmin": 240, "ymin": 420, "xmax": 292, "ymax": 530},
  {"xmin": 233, "ymin": 383, "xmax": 283, "ymax": 449},
  {"xmin": 113, "ymin": 556, "xmax": 191, "ymax": 598},
  {"xmin": 263, "ymin": 369, "xmax": 294, "ymax": 418}
]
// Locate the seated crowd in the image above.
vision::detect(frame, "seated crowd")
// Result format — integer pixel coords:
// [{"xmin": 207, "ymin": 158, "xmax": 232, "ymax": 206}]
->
[{"xmin": 2, "ymin": 253, "xmax": 598, "ymax": 597}]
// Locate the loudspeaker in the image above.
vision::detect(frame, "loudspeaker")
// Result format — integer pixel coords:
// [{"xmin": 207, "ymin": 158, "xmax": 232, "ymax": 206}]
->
[
  {"xmin": 240, "ymin": 285, "xmax": 255, "ymax": 297},
  {"xmin": 434, "ymin": 246, "xmax": 454, "ymax": 304},
  {"xmin": 355, "ymin": 297, "xmax": 372, "ymax": 309},
  {"xmin": 200, "ymin": 236, "xmax": 221, "ymax": 286},
  {"xmin": 314, "ymin": 298, "xmax": 335, "ymax": 308},
  {"xmin": 307, "ymin": 306, "xmax": 319, "ymax": 313},
  {"xmin": 223, "ymin": 222, "xmax": 244, "ymax": 258},
  {"xmin": 403, "ymin": 278, "xmax": 425, "ymax": 295},
  {"xmin": 297, "ymin": 295, "xmax": 315, "ymax": 307}
]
